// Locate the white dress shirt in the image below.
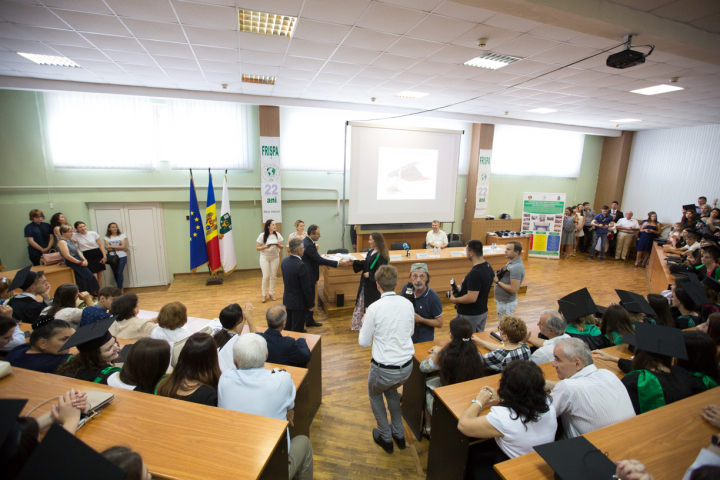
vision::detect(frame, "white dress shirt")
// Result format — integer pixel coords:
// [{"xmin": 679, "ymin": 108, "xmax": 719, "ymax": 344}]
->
[
  {"xmin": 0, "ymin": 325, "xmax": 26, "ymax": 352},
  {"xmin": 359, "ymin": 292, "xmax": 414, "ymax": 366},
  {"xmin": 551, "ymin": 364, "xmax": 636, "ymax": 438},
  {"xmin": 426, "ymin": 230, "xmax": 448, "ymax": 247},
  {"xmin": 530, "ymin": 334, "xmax": 570, "ymax": 365},
  {"xmin": 615, "ymin": 217, "xmax": 639, "ymax": 231}
]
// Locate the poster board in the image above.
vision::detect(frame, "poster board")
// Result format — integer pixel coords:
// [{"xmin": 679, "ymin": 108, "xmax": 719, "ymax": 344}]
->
[
  {"xmin": 521, "ymin": 192, "xmax": 566, "ymax": 259},
  {"xmin": 260, "ymin": 136, "xmax": 282, "ymax": 223},
  {"xmin": 474, "ymin": 149, "xmax": 491, "ymax": 218}
]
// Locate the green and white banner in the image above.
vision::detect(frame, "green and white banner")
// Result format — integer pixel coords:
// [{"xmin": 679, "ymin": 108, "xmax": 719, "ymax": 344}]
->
[
  {"xmin": 474, "ymin": 149, "xmax": 491, "ymax": 218},
  {"xmin": 260, "ymin": 136, "xmax": 282, "ymax": 224},
  {"xmin": 521, "ymin": 192, "xmax": 566, "ymax": 259}
]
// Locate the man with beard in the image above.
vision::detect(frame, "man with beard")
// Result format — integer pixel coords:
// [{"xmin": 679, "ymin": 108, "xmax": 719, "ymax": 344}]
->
[{"xmin": 401, "ymin": 263, "xmax": 444, "ymax": 343}]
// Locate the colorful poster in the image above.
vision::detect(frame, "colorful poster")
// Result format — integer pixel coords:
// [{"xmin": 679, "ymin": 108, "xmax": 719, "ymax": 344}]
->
[
  {"xmin": 260, "ymin": 136, "xmax": 282, "ymax": 224},
  {"xmin": 473, "ymin": 149, "xmax": 491, "ymax": 218},
  {"xmin": 522, "ymin": 192, "xmax": 566, "ymax": 259}
]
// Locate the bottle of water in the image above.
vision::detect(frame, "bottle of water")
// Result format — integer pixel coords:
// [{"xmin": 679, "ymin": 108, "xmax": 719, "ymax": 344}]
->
[{"xmin": 492, "ymin": 243, "xmax": 497, "ymax": 254}]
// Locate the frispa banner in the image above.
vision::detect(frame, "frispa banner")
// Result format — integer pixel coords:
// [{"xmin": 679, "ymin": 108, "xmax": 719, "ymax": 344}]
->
[{"xmin": 522, "ymin": 192, "xmax": 566, "ymax": 259}]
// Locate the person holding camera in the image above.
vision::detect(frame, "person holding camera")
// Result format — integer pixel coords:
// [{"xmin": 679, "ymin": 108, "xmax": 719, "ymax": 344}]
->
[
  {"xmin": 401, "ymin": 263, "xmax": 444, "ymax": 343},
  {"xmin": 449, "ymin": 240, "xmax": 495, "ymax": 332},
  {"xmin": 493, "ymin": 241, "xmax": 525, "ymax": 322}
]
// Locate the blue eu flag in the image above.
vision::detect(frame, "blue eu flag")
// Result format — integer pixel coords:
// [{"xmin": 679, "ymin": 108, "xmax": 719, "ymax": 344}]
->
[{"xmin": 190, "ymin": 173, "xmax": 209, "ymax": 272}]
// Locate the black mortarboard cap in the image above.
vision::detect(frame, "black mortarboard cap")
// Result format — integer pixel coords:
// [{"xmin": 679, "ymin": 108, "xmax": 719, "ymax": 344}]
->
[
  {"xmin": 680, "ymin": 275, "xmax": 710, "ymax": 307},
  {"xmin": 622, "ymin": 322, "xmax": 688, "ymax": 360},
  {"xmin": 703, "ymin": 245, "xmax": 720, "ymax": 259},
  {"xmin": 616, "ymin": 290, "xmax": 656, "ymax": 316},
  {"xmin": 60, "ymin": 316, "xmax": 116, "ymax": 353},
  {"xmin": 0, "ymin": 399, "xmax": 27, "ymax": 448},
  {"xmin": 534, "ymin": 436, "xmax": 616, "ymax": 480},
  {"xmin": 702, "ymin": 275, "xmax": 720, "ymax": 293},
  {"xmin": 7, "ymin": 266, "xmax": 38, "ymax": 292},
  {"xmin": 558, "ymin": 288, "xmax": 599, "ymax": 322},
  {"xmin": 17, "ymin": 423, "xmax": 126, "ymax": 480},
  {"xmin": 683, "ymin": 204, "xmax": 697, "ymax": 211}
]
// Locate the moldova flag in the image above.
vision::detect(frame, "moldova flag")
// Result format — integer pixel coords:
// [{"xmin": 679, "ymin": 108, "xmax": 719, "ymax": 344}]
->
[
  {"xmin": 189, "ymin": 172, "xmax": 208, "ymax": 272},
  {"xmin": 205, "ymin": 172, "xmax": 223, "ymax": 274}
]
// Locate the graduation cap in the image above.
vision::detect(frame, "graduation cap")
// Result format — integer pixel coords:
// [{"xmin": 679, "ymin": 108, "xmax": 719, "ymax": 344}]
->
[
  {"xmin": 622, "ymin": 322, "xmax": 688, "ymax": 360},
  {"xmin": 702, "ymin": 275, "xmax": 720, "ymax": 293},
  {"xmin": 557, "ymin": 288, "xmax": 599, "ymax": 322},
  {"xmin": 683, "ymin": 204, "xmax": 697, "ymax": 211},
  {"xmin": 17, "ymin": 423, "xmax": 126, "ymax": 480},
  {"xmin": 534, "ymin": 436, "xmax": 616, "ymax": 480},
  {"xmin": 680, "ymin": 274, "xmax": 710, "ymax": 307},
  {"xmin": 616, "ymin": 290, "xmax": 656, "ymax": 316},
  {"xmin": 7, "ymin": 265, "xmax": 39, "ymax": 292},
  {"xmin": 703, "ymin": 245, "xmax": 720, "ymax": 259},
  {"xmin": 0, "ymin": 399, "xmax": 27, "ymax": 450},
  {"xmin": 60, "ymin": 316, "xmax": 116, "ymax": 353}
]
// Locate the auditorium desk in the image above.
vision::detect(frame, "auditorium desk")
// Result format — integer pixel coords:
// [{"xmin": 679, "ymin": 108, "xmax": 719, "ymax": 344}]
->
[
  {"xmin": 647, "ymin": 244, "xmax": 674, "ymax": 294},
  {"xmin": 4, "ymin": 264, "xmax": 75, "ymax": 297},
  {"xmin": 494, "ymin": 387, "xmax": 720, "ymax": 480},
  {"xmin": 0, "ymin": 367, "xmax": 289, "ymax": 480}
]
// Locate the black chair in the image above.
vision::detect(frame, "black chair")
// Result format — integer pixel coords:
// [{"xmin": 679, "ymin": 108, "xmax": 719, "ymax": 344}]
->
[
  {"xmin": 422, "ymin": 242, "xmax": 427, "ymax": 249},
  {"xmin": 449, "ymin": 234, "xmax": 460, "ymax": 242},
  {"xmin": 360, "ymin": 248, "xmax": 372, "ymax": 253},
  {"xmin": 391, "ymin": 241, "xmax": 410, "ymax": 250},
  {"xmin": 327, "ymin": 248, "xmax": 349, "ymax": 254},
  {"xmin": 448, "ymin": 241, "xmax": 464, "ymax": 248}
]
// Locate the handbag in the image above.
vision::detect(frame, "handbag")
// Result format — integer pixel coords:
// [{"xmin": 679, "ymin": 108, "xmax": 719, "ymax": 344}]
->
[
  {"xmin": 106, "ymin": 251, "xmax": 119, "ymax": 266},
  {"xmin": 40, "ymin": 249, "xmax": 63, "ymax": 266},
  {"xmin": 26, "ymin": 390, "xmax": 115, "ymax": 432},
  {"xmin": 0, "ymin": 361, "xmax": 11, "ymax": 379}
]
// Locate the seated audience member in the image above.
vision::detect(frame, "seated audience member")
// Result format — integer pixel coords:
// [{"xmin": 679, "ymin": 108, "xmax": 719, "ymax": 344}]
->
[
  {"xmin": 664, "ymin": 230, "xmax": 701, "ymax": 257},
  {"xmin": 210, "ymin": 302, "xmax": 257, "ymax": 372},
  {"xmin": 41, "ymin": 283, "xmax": 94, "ymax": 326},
  {"xmin": 80, "ymin": 286, "xmax": 121, "ymax": 327},
  {"xmin": 107, "ymin": 338, "xmax": 171, "ymax": 393},
  {"xmin": 110, "ymin": 294, "xmax": 157, "ymax": 340},
  {"xmin": 426, "ymin": 221, "xmax": 449, "ymax": 249},
  {"xmin": 0, "ymin": 314, "xmax": 25, "ymax": 353},
  {"xmin": 701, "ymin": 275, "xmax": 720, "ymax": 321},
  {"xmin": 673, "ymin": 286, "xmax": 703, "ymax": 328},
  {"xmin": 647, "ymin": 293, "xmax": 676, "ymax": 328},
  {"xmin": 594, "ymin": 323, "xmax": 705, "ymax": 414},
  {"xmin": 457, "ymin": 361, "xmax": 557, "ymax": 479},
  {"xmin": 102, "ymin": 446, "xmax": 152, "ymax": 480},
  {"xmin": 669, "ymin": 222, "xmax": 685, "ymax": 248},
  {"xmin": 546, "ymin": 338, "xmax": 635, "ymax": 438},
  {"xmin": 55, "ymin": 317, "xmax": 122, "ymax": 383},
  {"xmin": 616, "ymin": 289, "xmax": 657, "ymax": 325},
  {"xmin": 697, "ymin": 313, "xmax": 720, "ymax": 360},
  {"xmin": 218, "ymin": 333, "xmax": 314, "ymax": 480},
  {"xmin": 400, "ymin": 263, "xmax": 444, "ymax": 343},
  {"xmin": 696, "ymin": 245, "xmax": 720, "ymax": 281},
  {"xmin": 419, "ymin": 317, "xmax": 486, "ymax": 436},
  {"xmin": 7, "ymin": 266, "xmax": 53, "ymax": 324},
  {"xmin": 0, "ymin": 276, "xmax": 11, "ymax": 304},
  {"xmin": 157, "ymin": 333, "xmax": 220, "ymax": 407},
  {"xmin": 472, "ymin": 315, "xmax": 531, "ymax": 372},
  {"xmin": 4, "ymin": 316, "xmax": 73, "ymax": 373},
  {"xmin": 526, "ymin": 311, "xmax": 570, "ymax": 364},
  {"xmin": 676, "ymin": 331, "xmax": 720, "ymax": 390},
  {"xmin": 56, "ymin": 224, "xmax": 100, "ymax": 294},
  {"xmin": 259, "ymin": 305, "xmax": 311, "ymax": 368},
  {"xmin": 558, "ymin": 288, "xmax": 611, "ymax": 350},
  {"xmin": 600, "ymin": 304, "xmax": 636, "ymax": 346},
  {"xmin": 150, "ymin": 301, "xmax": 191, "ymax": 346}
]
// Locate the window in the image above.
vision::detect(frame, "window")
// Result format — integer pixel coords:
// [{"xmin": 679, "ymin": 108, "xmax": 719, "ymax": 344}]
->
[
  {"xmin": 43, "ymin": 92, "xmax": 250, "ymax": 170},
  {"xmin": 491, "ymin": 124, "xmax": 585, "ymax": 177}
]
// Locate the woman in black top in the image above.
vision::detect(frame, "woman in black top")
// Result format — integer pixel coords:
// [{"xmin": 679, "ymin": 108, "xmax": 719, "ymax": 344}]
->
[
  {"xmin": 156, "ymin": 333, "xmax": 220, "ymax": 407},
  {"xmin": 55, "ymin": 321, "xmax": 122, "ymax": 384},
  {"xmin": 350, "ymin": 232, "xmax": 390, "ymax": 331},
  {"xmin": 677, "ymin": 331, "xmax": 720, "ymax": 390},
  {"xmin": 4, "ymin": 316, "xmax": 74, "ymax": 373},
  {"xmin": 647, "ymin": 293, "xmax": 676, "ymax": 328},
  {"xmin": 108, "ymin": 338, "xmax": 171, "ymax": 394},
  {"xmin": 673, "ymin": 286, "xmax": 703, "ymax": 329}
]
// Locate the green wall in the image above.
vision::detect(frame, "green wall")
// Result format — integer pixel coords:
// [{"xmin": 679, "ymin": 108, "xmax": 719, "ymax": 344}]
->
[{"xmin": 0, "ymin": 88, "xmax": 602, "ymax": 278}]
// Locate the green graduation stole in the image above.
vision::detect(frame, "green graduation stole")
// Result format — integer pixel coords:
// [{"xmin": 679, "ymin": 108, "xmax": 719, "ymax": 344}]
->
[
  {"xmin": 693, "ymin": 372, "xmax": 719, "ymax": 390},
  {"xmin": 628, "ymin": 369, "xmax": 665, "ymax": 413},
  {"xmin": 94, "ymin": 366, "xmax": 121, "ymax": 384}
]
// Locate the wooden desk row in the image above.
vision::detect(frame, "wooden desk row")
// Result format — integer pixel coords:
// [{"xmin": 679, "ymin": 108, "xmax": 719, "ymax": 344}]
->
[{"xmin": 647, "ymin": 243, "xmax": 675, "ymax": 294}]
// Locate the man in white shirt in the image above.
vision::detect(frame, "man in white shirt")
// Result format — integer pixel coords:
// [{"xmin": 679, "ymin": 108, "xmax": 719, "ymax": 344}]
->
[
  {"xmin": 359, "ymin": 265, "xmax": 415, "ymax": 454},
  {"xmin": 525, "ymin": 310, "xmax": 570, "ymax": 365},
  {"xmin": 546, "ymin": 338, "xmax": 635, "ymax": 438},
  {"xmin": 614, "ymin": 211, "xmax": 640, "ymax": 261},
  {"xmin": 218, "ymin": 334, "xmax": 313, "ymax": 480},
  {"xmin": 426, "ymin": 221, "xmax": 448, "ymax": 249}
]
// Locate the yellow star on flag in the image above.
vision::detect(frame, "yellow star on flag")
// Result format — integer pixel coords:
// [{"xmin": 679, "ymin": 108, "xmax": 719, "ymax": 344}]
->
[
  {"xmin": 196, "ymin": 225, "xmax": 200, "ymax": 229},
  {"xmin": 191, "ymin": 211, "xmax": 194, "ymax": 215},
  {"xmin": 193, "ymin": 232, "xmax": 197, "ymax": 237},
  {"xmin": 195, "ymin": 217, "xmax": 199, "ymax": 222}
]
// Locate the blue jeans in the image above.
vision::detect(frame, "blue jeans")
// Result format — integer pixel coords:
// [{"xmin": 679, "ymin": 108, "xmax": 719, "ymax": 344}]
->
[
  {"xmin": 591, "ymin": 232, "xmax": 608, "ymax": 258},
  {"xmin": 110, "ymin": 256, "xmax": 127, "ymax": 290}
]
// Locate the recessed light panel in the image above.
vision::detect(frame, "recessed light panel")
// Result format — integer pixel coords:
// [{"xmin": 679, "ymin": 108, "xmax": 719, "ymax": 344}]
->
[
  {"xmin": 393, "ymin": 91, "xmax": 429, "ymax": 99},
  {"xmin": 17, "ymin": 52, "xmax": 80, "ymax": 67},
  {"xmin": 242, "ymin": 74, "xmax": 276, "ymax": 85},
  {"xmin": 238, "ymin": 10, "xmax": 297, "ymax": 37},
  {"xmin": 611, "ymin": 118, "xmax": 641, "ymax": 123},
  {"xmin": 528, "ymin": 108, "xmax": 557, "ymax": 114},
  {"xmin": 464, "ymin": 53, "xmax": 521, "ymax": 70},
  {"xmin": 630, "ymin": 84, "xmax": 683, "ymax": 95}
]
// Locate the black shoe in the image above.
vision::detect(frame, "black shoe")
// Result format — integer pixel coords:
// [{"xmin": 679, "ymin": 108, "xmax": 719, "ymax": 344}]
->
[
  {"xmin": 588, "ymin": 255, "xmax": 594, "ymax": 260},
  {"xmin": 373, "ymin": 429, "xmax": 393, "ymax": 454},
  {"xmin": 392, "ymin": 435, "xmax": 406, "ymax": 450},
  {"xmin": 302, "ymin": 329, "xmax": 308, "ymax": 333},
  {"xmin": 600, "ymin": 257, "xmax": 606, "ymax": 261},
  {"xmin": 306, "ymin": 321, "xmax": 323, "ymax": 327}
]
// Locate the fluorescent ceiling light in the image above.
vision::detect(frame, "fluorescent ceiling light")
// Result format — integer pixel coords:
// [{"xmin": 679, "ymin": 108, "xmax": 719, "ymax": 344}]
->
[
  {"xmin": 528, "ymin": 108, "xmax": 557, "ymax": 114},
  {"xmin": 630, "ymin": 84, "xmax": 683, "ymax": 95},
  {"xmin": 611, "ymin": 118, "xmax": 641, "ymax": 123},
  {"xmin": 464, "ymin": 53, "xmax": 521, "ymax": 70},
  {"xmin": 238, "ymin": 10, "xmax": 297, "ymax": 37},
  {"xmin": 17, "ymin": 52, "xmax": 80, "ymax": 67},
  {"xmin": 242, "ymin": 74, "xmax": 276, "ymax": 85},
  {"xmin": 393, "ymin": 91, "xmax": 429, "ymax": 99}
]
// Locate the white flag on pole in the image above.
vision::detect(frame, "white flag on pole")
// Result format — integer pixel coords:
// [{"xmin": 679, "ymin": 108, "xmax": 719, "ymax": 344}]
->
[{"xmin": 219, "ymin": 174, "xmax": 237, "ymax": 274}]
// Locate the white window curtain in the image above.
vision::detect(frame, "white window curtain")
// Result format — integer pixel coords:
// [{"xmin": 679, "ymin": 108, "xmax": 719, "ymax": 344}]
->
[{"xmin": 491, "ymin": 124, "xmax": 585, "ymax": 177}]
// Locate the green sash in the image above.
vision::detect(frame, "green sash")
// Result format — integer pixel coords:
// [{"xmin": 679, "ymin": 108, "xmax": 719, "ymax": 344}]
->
[
  {"xmin": 94, "ymin": 366, "xmax": 121, "ymax": 384},
  {"xmin": 628, "ymin": 369, "xmax": 665, "ymax": 413},
  {"xmin": 693, "ymin": 372, "xmax": 719, "ymax": 390}
]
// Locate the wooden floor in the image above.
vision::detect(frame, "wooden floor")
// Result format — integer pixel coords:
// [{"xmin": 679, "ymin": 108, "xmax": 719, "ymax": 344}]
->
[{"xmin": 128, "ymin": 254, "xmax": 648, "ymax": 480}]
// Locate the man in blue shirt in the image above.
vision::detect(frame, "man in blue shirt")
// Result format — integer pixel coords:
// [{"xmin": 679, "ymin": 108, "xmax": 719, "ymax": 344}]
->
[
  {"xmin": 589, "ymin": 206, "xmax": 615, "ymax": 261},
  {"xmin": 401, "ymin": 263, "xmax": 444, "ymax": 343}
]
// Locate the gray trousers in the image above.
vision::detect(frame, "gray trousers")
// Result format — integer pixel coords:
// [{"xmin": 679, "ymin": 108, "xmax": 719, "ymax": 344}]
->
[
  {"xmin": 457, "ymin": 312, "xmax": 489, "ymax": 332},
  {"xmin": 289, "ymin": 435, "xmax": 313, "ymax": 480},
  {"xmin": 368, "ymin": 361, "xmax": 412, "ymax": 442}
]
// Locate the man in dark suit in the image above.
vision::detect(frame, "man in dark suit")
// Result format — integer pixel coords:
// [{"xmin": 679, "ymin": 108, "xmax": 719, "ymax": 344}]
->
[
  {"xmin": 259, "ymin": 305, "xmax": 312, "ymax": 367},
  {"xmin": 302, "ymin": 224, "xmax": 346, "ymax": 328},
  {"xmin": 282, "ymin": 238, "xmax": 316, "ymax": 332}
]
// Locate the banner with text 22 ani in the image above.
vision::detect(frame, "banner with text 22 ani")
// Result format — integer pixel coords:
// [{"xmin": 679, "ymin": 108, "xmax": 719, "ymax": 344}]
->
[
  {"xmin": 473, "ymin": 149, "xmax": 491, "ymax": 218},
  {"xmin": 522, "ymin": 192, "xmax": 566, "ymax": 259},
  {"xmin": 260, "ymin": 136, "xmax": 282, "ymax": 224}
]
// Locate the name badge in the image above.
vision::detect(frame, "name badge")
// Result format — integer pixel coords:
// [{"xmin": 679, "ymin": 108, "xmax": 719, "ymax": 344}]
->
[
  {"xmin": 450, "ymin": 251, "xmax": 465, "ymax": 257},
  {"xmin": 389, "ymin": 254, "xmax": 403, "ymax": 262},
  {"xmin": 416, "ymin": 252, "xmax": 429, "ymax": 259}
]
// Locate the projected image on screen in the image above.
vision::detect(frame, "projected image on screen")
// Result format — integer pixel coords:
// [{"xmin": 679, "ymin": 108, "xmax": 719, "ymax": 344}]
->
[{"xmin": 377, "ymin": 147, "xmax": 438, "ymax": 200}]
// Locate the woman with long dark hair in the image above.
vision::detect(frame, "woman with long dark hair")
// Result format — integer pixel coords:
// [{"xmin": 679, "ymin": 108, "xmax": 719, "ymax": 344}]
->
[
  {"xmin": 107, "ymin": 338, "xmax": 171, "ymax": 394},
  {"xmin": 673, "ymin": 286, "xmax": 702, "ymax": 328},
  {"xmin": 647, "ymin": 293, "xmax": 675, "ymax": 328},
  {"xmin": 682, "ymin": 209, "xmax": 698, "ymax": 229},
  {"xmin": 110, "ymin": 294, "xmax": 158, "ymax": 340},
  {"xmin": 635, "ymin": 211, "xmax": 660, "ymax": 267},
  {"xmin": 350, "ymin": 231, "xmax": 390, "ymax": 331},
  {"xmin": 677, "ymin": 331, "xmax": 720, "ymax": 390},
  {"xmin": 256, "ymin": 219, "xmax": 284, "ymax": 303},
  {"xmin": 4, "ymin": 316, "xmax": 74, "ymax": 373},
  {"xmin": 50, "ymin": 211, "xmax": 71, "ymax": 244},
  {"xmin": 56, "ymin": 225, "xmax": 100, "ymax": 294},
  {"xmin": 210, "ymin": 302, "xmax": 256, "ymax": 372},
  {"xmin": 104, "ymin": 222, "xmax": 128, "ymax": 292},
  {"xmin": 156, "ymin": 333, "xmax": 221, "ymax": 406},
  {"xmin": 600, "ymin": 304, "xmax": 635, "ymax": 345},
  {"xmin": 457, "ymin": 360, "xmax": 556, "ymax": 478},
  {"xmin": 419, "ymin": 317, "xmax": 486, "ymax": 436},
  {"xmin": 102, "ymin": 446, "xmax": 152, "ymax": 480},
  {"xmin": 55, "ymin": 319, "xmax": 122, "ymax": 384},
  {"xmin": 42, "ymin": 283, "xmax": 94, "ymax": 326}
]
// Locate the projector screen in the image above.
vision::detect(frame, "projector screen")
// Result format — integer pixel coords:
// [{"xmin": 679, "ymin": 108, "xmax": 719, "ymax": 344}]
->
[{"xmin": 349, "ymin": 123, "xmax": 462, "ymax": 225}]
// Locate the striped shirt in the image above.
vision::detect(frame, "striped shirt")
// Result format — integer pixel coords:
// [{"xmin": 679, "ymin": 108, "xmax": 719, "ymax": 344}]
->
[{"xmin": 483, "ymin": 344, "xmax": 531, "ymax": 372}]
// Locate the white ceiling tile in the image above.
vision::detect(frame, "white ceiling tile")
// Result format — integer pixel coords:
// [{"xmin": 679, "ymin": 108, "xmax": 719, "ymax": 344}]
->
[
  {"xmin": 191, "ymin": 45, "xmax": 238, "ymax": 62},
  {"xmin": 342, "ymin": 27, "xmax": 400, "ymax": 52},
  {"xmin": 0, "ymin": 3, "xmax": 68, "ymax": 29},
  {"xmin": 498, "ymin": 59, "xmax": 553, "ymax": 75},
  {"xmin": 121, "ymin": 18, "xmax": 187, "ymax": 42},
  {"xmin": 239, "ymin": 63, "xmax": 279, "ymax": 76},
  {"xmin": 236, "ymin": 0, "xmax": 303, "ymax": 16},
  {"xmin": 406, "ymin": 59, "xmax": 453, "ymax": 75},
  {"xmin": 301, "ymin": 0, "xmax": 371, "ymax": 26},
  {"xmin": 0, "ymin": 37, "xmax": 58, "ymax": 54},
  {"xmin": 305, "ymin": 81, "xmax": 339, "ymax": 92},
  {"xmin": 106, "ymin": 0, "xmax": 178, "ymax": 23},
  {"xmin": 22, "ymin": 26, "xmax": 90, "ymax": 47},
  {"xmin": 442, "ymin": 63, "xmax": 484, "ymax": 78},
  {"xmin": 282, "ymin": 55, "xmax": 325, "ymax": 71},
  {"xmin": 425, "ymin": 44, "xmax": 477, "ymax": 63},
  {"xmin": 482, "ymin": 13, "xmax": 542, "ymax": 33},
  {"xmin": 405, "ymin": 14, "xmax": 476, "ymax": 43},
  {"xmin": 606, "ymin": 78, "xmax": 658, "ymax": 91},
  {"xmin": 42, "ymin": 0, "xmax": 112, "ymax": 14},
  {"xmin": 451, "ymin": 24, "xmax": 521, "ymax": 50},
  {"xmin": 492, "ymin": 35, "xmax": 559, "ymax": 58},
  {"xmin": 315, "ymin": 72, "xmax": 351, "ymax": 84},
  {"xmin": 69, "ymin": 58, "xmax": 124, "ymax": 72},
  {"xmin": 346, "ymin": 76, "xmax": 384, "ymax": 87},
  {"xmin": 322, "ymin": 61, "xmax": 364, "ymax": 75},
  {"xmin": 356, "ymin": 3, "xmax": 426, "ymax": 35},
  {"xmin": 238, "ymin": 49, "xmax": 282, "ymax": 66},
  {"xmin": 103, "ymin": 50, "xmax": 156, "ymax": 65},
  {"xmin": 164, "ymin": 67, "xmax": 205, "ymax": 79},
  {"xmin": 0, "ymin": 60, "xmax": 66, "ymax": 73},
  {"xmin": 378, "ymin": 0, "xmax": 442, "ymax": 12},
  {"xmin": 82, "ymin": 33, "xmax": 144, "ymax": 52},
  {"xmin": 619, "ymin": 63, "xmax": 685, "ymax": 79},
  {"xmin": 279, "ymin": 67, "xmax": 316, "ymax": 80},
  {"xmin": 432, "ymin": 2, "xmax": 494, "ymax": 23},
  {"xmin": 50, "ymin": 10, "xmax": 131, "ymax": 36},
  {"xmin": 391, "ymin": 71, "xmax": 432, "ymax": 84},
  {"xmin": 287, "ymin": 38, "xmax": 336, "ymax": 60},
  {"xmin": 117, "ymin": 63, "xmax": 165, "ymax": 76},
  {"xmin": 49, "ymin": 44, "xmax": 109, "ymax": 60},
  {"xmin": 0, "ymin": 21, "xmax": 40, "ymax": 41},
  {"xmin": 153, "ymin": 55, "xmax": 199, "ymax": 69},
  {"xmin": 523, "ymin": 80, "xmax": 573, "ymax": 91},
  {"xmin": 386, "ymin": 36, "xmax": 442, "ymax": 58},
  {"xmin": 293, "ymin": 19, "xmax": 352, "ymax": 45},
  {"xmin": 171, "ymin": 1, "xmax": 236, "ymax": 30},
  {"xmin": 529, "ymin": 44, "xmax": 599, "ymax": 64},
  {"xmin": 560, "ymin": 70, "xmax": 610, "ymax": 84},
  {"xmin": 237, "ymin": 31, "xmax": 289, "ymax": 54},
  {"xmin": 472, "ymin": 70, "xmax": 521, "ymax": 85},
  {"xmin": 185, "ymin": 26, "xmax": 237, "ymax": 48},
  {"xmin": 199, "ymin": 59, "xmax": 240, "ymax": 73},
  {"xmin": 357, "ymin": 65, "xmax": 398, "ymax": 80},
  {"xmin": 274, "ymin": 76, "xmax": 310, "ymax": 87},
  {"xmin": 568, "ymin": 34, "xmax": 623, "ymax": 49},
  {"xmin": 581, "ymin": 74, "xmax": 639, "ymax": 88},
  {"xmin": 527, "ymin": 24, "xmax": 580, "ymax": 41},
  {"xmin": 203, "ymin": 71, "xmax": 241, "ymax": 82},
  {"xmin": 378, "ymin": 79, "xmax": 414, "ymax": 90},
  {"xmin": 335, "ymin": 83, "xmax": 372, "ymax": 94},
  {"xmin": 330, "ymin": 45, "xmax": 378, "ymax": 64},
  {"xmin": 371, "ymin": 53, "xmax": 417, "ymax": 70}
]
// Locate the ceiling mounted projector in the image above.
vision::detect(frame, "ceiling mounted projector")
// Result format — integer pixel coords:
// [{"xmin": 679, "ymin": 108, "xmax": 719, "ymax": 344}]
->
[{"xmin": 606, "ymin": 35, "xmax": 654, "ymax": 69}]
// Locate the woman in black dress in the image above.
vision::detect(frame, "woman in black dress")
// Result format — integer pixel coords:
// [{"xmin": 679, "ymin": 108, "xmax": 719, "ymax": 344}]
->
[
  {"xmin": 350, "ymin": 232, "xmax": 390, "ymax": 331},
  {"xmin": 156, "ymin": 333, "xmax": 220, "ymax": 406},
  {"xmin": 73, "ymin": 221, "xmax": 107, "ymax": 289}
]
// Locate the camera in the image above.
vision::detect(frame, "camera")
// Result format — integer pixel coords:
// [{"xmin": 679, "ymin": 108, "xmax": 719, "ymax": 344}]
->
[
  {"xmin": 449, "ymin": 278, "xmax": 460, "ymax": 297},
  {"xmin": 496, "ymin": 266, "xmax": 508, "ymax": 280}
]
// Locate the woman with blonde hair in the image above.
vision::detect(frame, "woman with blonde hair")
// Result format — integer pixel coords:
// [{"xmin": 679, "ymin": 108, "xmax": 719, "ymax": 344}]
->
[
  {"xmin": 286, "ymin": 219, "xmax": 308, "ymax": 256},
  {"xmin": 56, "ymin": 224, "xmax": 99, "ymax": 294},
  {"xmin": 349, "ymin": 232, "xmax": 390, "ymax": 331}
]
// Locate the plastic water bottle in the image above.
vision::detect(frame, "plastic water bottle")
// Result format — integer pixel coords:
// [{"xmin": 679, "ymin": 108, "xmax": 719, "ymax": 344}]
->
[{"xmin": 492, "ymin": 243, "xmax": 497, "ymax": 254}]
